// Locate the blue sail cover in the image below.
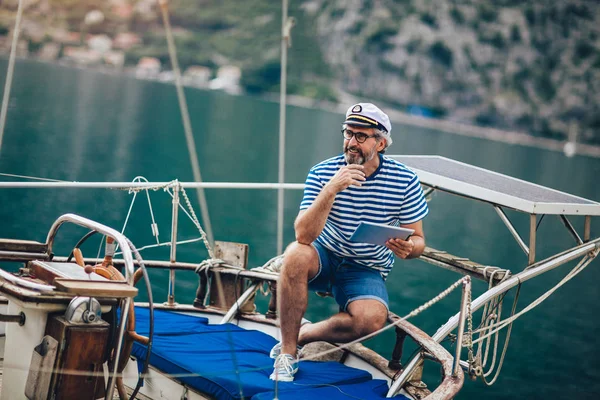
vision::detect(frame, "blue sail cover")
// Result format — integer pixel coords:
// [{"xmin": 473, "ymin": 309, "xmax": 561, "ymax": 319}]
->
[
  {"xmin": 130, "ymin": 307, "xmax": 403, "ymax": 400},
  {"xmin": 252, "ymin": 379, "xmax": 409, "ymax": 399}
]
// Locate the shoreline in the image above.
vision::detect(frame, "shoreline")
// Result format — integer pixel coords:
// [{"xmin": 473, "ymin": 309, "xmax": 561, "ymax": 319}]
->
[
  {"xmin": 3, "ymin": 55, "xmax": 600, "ymax": 159},
  {"xmin": 270, "ymin": 92, "xmax": 600, "ymax": 159}
]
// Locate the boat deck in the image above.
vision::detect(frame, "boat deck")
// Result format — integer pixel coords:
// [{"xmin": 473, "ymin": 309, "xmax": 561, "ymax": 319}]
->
[
  {"xmin": 0, "ymin": 312, "xmax": 413, "ymax": 400},
  {"xmin": 128, "ymin": 307, "xmax": 405, "ymax": 400}
]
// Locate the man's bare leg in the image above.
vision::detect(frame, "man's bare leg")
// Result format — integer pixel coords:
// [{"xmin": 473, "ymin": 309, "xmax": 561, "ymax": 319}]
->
[
  {"xmin": 298, "ymin": 299, "xmax": 387, "ymax": 345},
  {"xmin": 278, "ymin": 242, "xmax": 320, "ymax": 356}
]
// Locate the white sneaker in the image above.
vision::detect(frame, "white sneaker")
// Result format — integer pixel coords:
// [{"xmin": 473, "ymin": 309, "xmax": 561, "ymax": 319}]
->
[
  {"xmin": 269, "ymin": 342, "xmax": 304, "ymax": 359},
  {"xmin": 269, "ymin": 354, "xmax": 298, "ymax": 382}
]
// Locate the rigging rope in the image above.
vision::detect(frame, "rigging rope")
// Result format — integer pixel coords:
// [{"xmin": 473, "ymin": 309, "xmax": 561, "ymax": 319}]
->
[
  {"xmin": 461, "ymin": 251, "xmax": 597, "ymax": 384},
  {"xmin": 300, "ymin": 277, "xmax": 469, "ymax": 362},
  {"xmin": 121, "ymin": 177, "xmax": 162, "ymax": 243},
  {"xmin": 479, "ymin": 284, "xmax": 521, "ymax": 385},
  {"xmin": 471, "ymin": 251, "xmax": 596, "ymax": 344},
  {"xmin": 179, "ymin": 185, "xmax": 214, "ymax": 259},
  {"xmin": 158, "ymin": 0, "xmax": 214, "ymax": 246},
  {"xmin": 0, "ymin": 172, "xmax": 65, "ymax": 182},
  {"xmin": 472, "ymin": 268, "xmax": 511, "ymax": 380},
  {"xmin": 117, "ymin": 179, "xmax": 215, "ymax": 259}
]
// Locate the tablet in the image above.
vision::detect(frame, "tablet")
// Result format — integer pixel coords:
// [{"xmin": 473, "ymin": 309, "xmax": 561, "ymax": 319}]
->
[{"xmin": 350, "ymin": 222, "xmax": 414, "ymax": 246}]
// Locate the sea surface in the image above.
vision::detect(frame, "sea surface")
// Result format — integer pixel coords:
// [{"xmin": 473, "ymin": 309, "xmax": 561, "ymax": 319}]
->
[{"xmin": 0, "ymin": 59, "xmax": 599, "ymax": 399}]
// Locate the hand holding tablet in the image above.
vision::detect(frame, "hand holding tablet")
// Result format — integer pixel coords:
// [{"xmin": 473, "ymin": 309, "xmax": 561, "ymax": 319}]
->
[{"xmin": 350, "ymin": 222, "xmax": 414, "ymax": 246}]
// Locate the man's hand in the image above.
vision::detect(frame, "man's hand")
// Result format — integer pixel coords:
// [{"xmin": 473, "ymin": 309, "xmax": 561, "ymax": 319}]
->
[
  {"xmin": 386, "ymin": 237, "xmax": 414, "ymax": 259},
  {"xmin": 295, "ymin": 165, "xmax": 364, "ymax": 244},
  {"xmin": 325, "ymin": 165, "xmax": 366, "ymax": 193}
]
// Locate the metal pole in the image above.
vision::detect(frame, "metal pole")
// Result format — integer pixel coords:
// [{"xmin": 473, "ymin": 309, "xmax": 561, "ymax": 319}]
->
[
  {"xmin": 528, "ymin": 214, "xmax": 537, "ymax": 265},
  {"xmin": 422, "ymin": 186, "xmax": 435, "ymax": 198},
  {"xmin": 0, "ymin": 0, "xmax": 24, "ymax": 157},
  {"xmin": 276, "ymin": 0, "xmax": 289, "ymax": 255},
  {"xmin": 0, "ymin": 182, "xmax": 304, "ymax": 190},
  {"xmin": 584, "ymin": 216, "xmax": 591, "ymax": 242},
  {"xmin": 0, "ymin": 311, "xmax": 25, "ymax": 325},
  {"xmin": 0, "ymin": 181, "xmax": 306, "ymax": 189},
  {"xmin": 494, "ymin": 206, "xmax": 529, "ymax": 256},
  {"xmin": 168, "ymin": 183, "xmax": 179, "ymax": 306},
  {"xmin": 559, "ymin": 215, "xmax": 583, "ymax": 245}
]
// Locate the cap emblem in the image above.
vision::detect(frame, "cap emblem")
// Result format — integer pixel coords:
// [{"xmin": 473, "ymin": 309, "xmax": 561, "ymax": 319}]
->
[{"xmin": 352, "ymin": 105, "xmax": 362, "ymax": 113}]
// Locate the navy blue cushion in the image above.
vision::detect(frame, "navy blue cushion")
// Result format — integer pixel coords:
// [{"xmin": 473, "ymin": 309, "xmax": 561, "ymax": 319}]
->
[
  {"xmin": 132, "ymin": 307, "xmax": 209, "ymax": 335},
  {"xmin": 251, "ymin": 379, "xmax": 411, "ymax": 400},
  {"xmin": 131, "ymin": 307, "xmax": 373, "ymax": 400}
]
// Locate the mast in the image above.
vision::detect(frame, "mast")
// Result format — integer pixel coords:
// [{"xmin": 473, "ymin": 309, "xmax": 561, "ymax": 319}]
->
[
  {"xmin": 0, "ymin": 0, "xmax": 24, "ymax": 158},
  {"xmin": 277, "ymin": 0, "xmax": 295, "ymax": 254}
]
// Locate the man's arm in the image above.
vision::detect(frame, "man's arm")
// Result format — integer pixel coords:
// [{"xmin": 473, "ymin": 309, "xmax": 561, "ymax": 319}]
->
[
  {"xmin": 385, "ymin": 220, "xmax": 425, "ymax": 259},
  {"xmin": 295, "ymin": 165, "xmax": 366, "ymax": 244}
]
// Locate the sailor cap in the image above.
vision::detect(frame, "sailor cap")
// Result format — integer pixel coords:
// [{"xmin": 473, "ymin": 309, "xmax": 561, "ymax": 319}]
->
[{"xmin": 343, "ymin": 103, "xmax": 393, "ymax": 147}]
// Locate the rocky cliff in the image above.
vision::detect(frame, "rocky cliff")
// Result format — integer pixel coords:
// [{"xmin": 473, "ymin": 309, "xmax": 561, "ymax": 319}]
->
[{"xmin": 308, "ymin": 0, "xmax": 599, "ymax": 144}]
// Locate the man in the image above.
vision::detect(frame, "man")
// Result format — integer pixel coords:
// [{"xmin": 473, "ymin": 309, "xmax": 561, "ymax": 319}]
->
[{"xmin": 270, "ymin": 103, "xmax": 429, "ymax": 381}]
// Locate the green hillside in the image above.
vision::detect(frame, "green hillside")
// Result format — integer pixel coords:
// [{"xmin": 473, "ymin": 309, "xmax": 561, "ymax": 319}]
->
[{"xmin": 0, "ymin": 0, "xmax": 598, "ymax": 144}]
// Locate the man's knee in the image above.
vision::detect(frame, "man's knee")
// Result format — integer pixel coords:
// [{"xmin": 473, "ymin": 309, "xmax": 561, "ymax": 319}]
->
[
  {"xmin": 355, "ymin": 313, "xmax": 387, "ymax": 336},
  {"xmin": 281, "ymin": 241, "xmax": 319, "ymax": 279},
  {"xmin": 354, "ymin": 312, "xmax": 386, "ymax": 337},
  {"xmin": 284, "ymin": 241, "xmax": 313, "ymax": 257},
  {"xmin": 348, "ymin": 301, "xmax": 388, "ymax": 337}
]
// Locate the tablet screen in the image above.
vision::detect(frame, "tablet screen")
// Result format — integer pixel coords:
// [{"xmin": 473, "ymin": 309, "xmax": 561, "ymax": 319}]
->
[{"xmin": 350, "ymin": 222, "xmax": 414, "ymax": 246}]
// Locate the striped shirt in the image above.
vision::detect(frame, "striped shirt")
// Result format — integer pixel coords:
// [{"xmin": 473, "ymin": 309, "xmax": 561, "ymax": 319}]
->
[{"xmin": 300, "ymin": 154, "xmax": 428, "ymax": 278}]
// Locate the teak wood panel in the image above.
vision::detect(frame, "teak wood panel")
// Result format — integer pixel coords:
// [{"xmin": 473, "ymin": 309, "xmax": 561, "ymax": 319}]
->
[{"xmin": 45, "ymin": 315, "xmax": 110, "ymax": 400}]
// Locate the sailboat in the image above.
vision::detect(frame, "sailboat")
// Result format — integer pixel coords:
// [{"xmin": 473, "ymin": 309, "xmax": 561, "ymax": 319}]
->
[
  {"xmin": 0, "ymin": 157, "xmax": 598, "ymax": 400},
  {"xmin": 1, "ymin": 1, "xmax": 599, "ymax": 400}
]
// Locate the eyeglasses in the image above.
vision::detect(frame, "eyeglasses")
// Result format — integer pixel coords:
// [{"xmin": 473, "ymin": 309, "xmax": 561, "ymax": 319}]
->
[{"xmin": 341, "ymin": 128, "xmax": 378, "ymax": 144}]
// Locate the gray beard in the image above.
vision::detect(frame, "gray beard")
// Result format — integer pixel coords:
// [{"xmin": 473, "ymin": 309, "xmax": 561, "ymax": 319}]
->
[
  {"xmin": 344, "ymin": 146, "xmax": 375, "ymax": 165},
  {"xmin": 344, "ymin": 150, "xmax": 364, "ymax": 165}
]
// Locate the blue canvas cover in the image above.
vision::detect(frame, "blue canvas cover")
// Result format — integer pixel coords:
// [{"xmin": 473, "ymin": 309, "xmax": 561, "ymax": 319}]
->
[
  {"xmin": 130, "ymin": 307, "xmax": 373, "ymax": 400},
  {"xmin": 133, "ymin": 307, "xmax": 210, "ymax": 335},
  {"xmin": 252, "ymin": 379, "xmax": 411, "ymax": 400}
]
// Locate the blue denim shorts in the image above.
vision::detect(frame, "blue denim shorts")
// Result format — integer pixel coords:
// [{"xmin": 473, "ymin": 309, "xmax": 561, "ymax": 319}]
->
[{"xmin": 308, "ymin": 241, "xmax": 389, "ymax": 312}]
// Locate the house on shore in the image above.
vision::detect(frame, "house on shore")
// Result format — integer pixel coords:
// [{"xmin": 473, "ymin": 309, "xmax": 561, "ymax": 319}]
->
[{"xmin": 136, "ymin": 57, "xmax": 161, "ymax": 79}]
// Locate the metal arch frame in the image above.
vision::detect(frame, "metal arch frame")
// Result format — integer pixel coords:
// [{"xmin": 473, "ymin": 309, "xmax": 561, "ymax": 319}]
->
[
  {"xmin": 46, "ymin": 214, "xmax": 135, "ymax": 282},
  {"xmin": 45, "ymin": 213, "xmax": 136, "ymax": 400}
]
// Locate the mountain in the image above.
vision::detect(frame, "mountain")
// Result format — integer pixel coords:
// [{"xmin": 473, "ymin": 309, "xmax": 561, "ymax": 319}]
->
[{"xmin": 1, "ymin": 0, "xmax": 598, "ymax": 144}]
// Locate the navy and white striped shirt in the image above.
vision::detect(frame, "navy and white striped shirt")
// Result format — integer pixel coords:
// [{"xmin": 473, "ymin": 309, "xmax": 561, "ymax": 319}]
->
[{"xmin": 300, "ymin": 154, "xmax": 428, "ymax": 278}]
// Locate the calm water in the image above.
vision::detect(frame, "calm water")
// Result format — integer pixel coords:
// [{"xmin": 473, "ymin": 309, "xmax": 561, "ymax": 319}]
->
[{"xmin": 0, "ymin": 59, "xmax": 599, "ymax": 399}]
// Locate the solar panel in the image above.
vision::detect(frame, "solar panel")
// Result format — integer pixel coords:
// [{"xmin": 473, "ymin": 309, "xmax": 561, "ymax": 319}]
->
[{"xmin": 389, "ymin": 155, "xmax": 600, "ymax": 216}]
